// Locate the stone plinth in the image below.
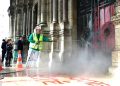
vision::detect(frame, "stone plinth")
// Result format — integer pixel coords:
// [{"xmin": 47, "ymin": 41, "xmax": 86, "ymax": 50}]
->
[{"xmin": 109, "ymin": 2, "xmax": 120, "ymax": 74}]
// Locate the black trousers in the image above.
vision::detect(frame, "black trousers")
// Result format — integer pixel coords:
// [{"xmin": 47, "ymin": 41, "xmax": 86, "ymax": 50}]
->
[
  {"xmin": 2, "ymin": 50, "xmax": 6, "ymax": 62},
  {"xmin": 5, "ymin": 52, "xmax": 12, "ymax": 67}
]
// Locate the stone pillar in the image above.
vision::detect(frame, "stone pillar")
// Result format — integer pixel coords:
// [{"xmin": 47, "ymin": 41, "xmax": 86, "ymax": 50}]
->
[
  {"xmin": 16, "ymin": 12, "xmax": 21, "ymax": 36},
  {"xmin": 13, "ymin": 17, "xmax": 15, "ymax": 41},
  {"xmin": 47, "ymin": 0, "xmax": 51, "ymax": 23},
  {"xmin": 68, "ymin": 0, "xmax": 77, "ymax": 40},
  {"xmin": 14, "ymin": 10, "xmax": 17, "ymax": 41},
  {"xmin": 38, "ymin": 0, "xmax": 41, "ymax": 24},
  {"xmin": 15, "ymin": 8, "xmax": 23, "ymax": 37},
  {"xmin": 48, "ymin": 37, "xmax": 54, "ymax": 71},
  {"xmin": 68, "ymin": 0, "xmax": 73, "ymax": 28},
  {"xmin": 23, "ymin": 4, "xmax": 27, "ymax": 36},
  {"xmin": 109, "ymin": 2, "xmax": 120, "ymax": 74},
  {"xmin": 58, "ymin": 33, "xmax": 64, "ymax": 63},
  {"xmin": 16, "ymin": 11, "xmax": 24, "ymax": 37},
  {"xmin": 26, "ymin": 6, "xmax": 29, "ymax": 36},
  {"xmin": 41, "ymin": 0, "xmax": 47, "ymax": 25},
  {"xmin": 23, "ymin": 12, "xmax": 26, "ymax": 36},
  {"xmin": 50, "ymin": 0, "xmax": 59, "ymax": 37},
  {"xmin": 12, "ymin": 16, "xmax": 15, "ymax": 38},
  {"xmin": 29, "ymin": 3, "xmax": 33, "ymax": 34},
  {"xmin": 9, "ymin": 16, "xmax": 12, "ymax": 38},
  {"xmin": 28, "ymin": 9, "xmax": 30, "ymax": 35},
  {"xmin": 58, "ymin": 0, "xmax": 63, "ymax": 22},
  {"xmin": 63, "ymin": 0, "xmax": 67, "ymax": 22},
  {"xmin": 29, "ymin": 7, "xmax": 32, "ymax": 34},
  {"xmin": 31, "ymin": 6, "xmax": 34, "ymax": 30},
  {"xmin": 26, "ymin": 2, "xmax": 33, "ymax": 36},
  {"xmin": 8, "ymin": 1, "xmax": 16, "ymax": 39},
  {"xmin": 20, "ymin": 12, "xmax": 24, "ymax": 36},
  {"xmin": 15, "ymin": 0, "xmax": 25, "ymax": 37},
  {"xmin": 64, "ymin": 0, "xmax": 71, "ymax": 36},
  {"xmin": 53, "ymin": 0, "xmax": 58, "ymax": 23},
  {"xmin": 50, "ymin": 0, "xmax": 53, "ymax": 22},
  {"xmin": 63, "ymin": 35, "xmax": 72, "ymax": 62}
]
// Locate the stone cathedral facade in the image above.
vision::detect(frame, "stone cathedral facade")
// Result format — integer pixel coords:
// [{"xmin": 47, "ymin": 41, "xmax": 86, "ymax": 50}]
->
[
  {"xmin": 8, "ymin": 0, "xmax": 120, "ymax": 74},
  {"xmin": 8, "ymin": 0, "xmax": 77, "ymax": 41},
  {"xmin": 8, "ymin": 0, "xmax": 116, "ymax": 53},
  {"xmin": 8, "ymin": 0, "xmax": 77, "ymax": 62}
]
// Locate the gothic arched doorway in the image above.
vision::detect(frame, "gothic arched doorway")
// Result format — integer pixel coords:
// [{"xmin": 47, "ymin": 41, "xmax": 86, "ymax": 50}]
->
[{"xmin": 101, "ymin": 22, "xmax": 115, "ymax": 53}]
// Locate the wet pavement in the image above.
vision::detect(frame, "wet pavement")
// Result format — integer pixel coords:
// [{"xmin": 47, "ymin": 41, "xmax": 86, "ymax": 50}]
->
[
  {"xmin": 0, "ymin": 47, "xmax": 119, "ymax": 86},
  {"xmin": 0, "ymin": 66, "xmax": 119, "ymax": 86},
  {"xmin": 0, "ymin": 39, "xmax": 117, "ymax": 85}
]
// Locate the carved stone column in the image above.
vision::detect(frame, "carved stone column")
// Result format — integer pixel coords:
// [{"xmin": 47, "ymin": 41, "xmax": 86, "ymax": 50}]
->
[
  {"xmin": 15, "ymin": 0, "xmax": 25, "ymax": 37},
  {"xmin": 26, "ymin": 5, "xmax": 29, "ymax": 36},
  {"xmin": 26, "ymin": 1, "xmax": 33, "ymax": 35},
  {"xmin": 8, "ymin": 0, "xmax": 16, "ymax": 39},
  {"xmin": 68, "ymin": 0, "xmax": 77, "ymax": 40},
  {"xmin": 14, "ymin": 9, "xmax": 17, "ymax": 41},
  {"xmin": 23, "ymin": 4, "xmax": 27, "ymax": 36},
  {"xmin": 53, "ymin": 0, "xmax": 58, "ymax": 23},
  {"xmin": 8, "ymin": 6, "xmax": 15, "ymax": 38},
  {"xmin": 8, "ymin": 12, "xmax": 10, "ymax": 38},
  {"xmin": 38, "ymin": 0, "xmax": 41, "ymax": 25},
  {"xmin": 63, "ymin": 0, "xmax": 67, "ymax": 22},
  {"xmin": 58, "ymin": 0, "xmax": 63, "ymax": 22},
  {"xmin": 41, "ymin": 0, "xmax": 47, "ymax": 25},
  {"xmin": 16, "ymin": 8, "xmax": 22, "ymax": 37},
  {"xmin": 109, "ymin": 2, "xmax": 120, "ymax": 74}
]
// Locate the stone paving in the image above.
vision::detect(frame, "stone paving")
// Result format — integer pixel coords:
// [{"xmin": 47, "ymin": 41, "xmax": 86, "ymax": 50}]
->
[{"xmin": 0, "ymin": 67, "xmax": 119, "ymax": 86}]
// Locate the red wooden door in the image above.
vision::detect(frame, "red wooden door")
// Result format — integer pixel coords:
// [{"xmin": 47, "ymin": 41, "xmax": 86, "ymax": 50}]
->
[{"xmin": 93, "ymin": 4, "xmax": 115, "ymax": 53}]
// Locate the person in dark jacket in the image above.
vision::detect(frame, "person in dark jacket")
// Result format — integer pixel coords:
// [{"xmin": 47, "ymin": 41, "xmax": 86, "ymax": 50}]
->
[
  {"xmin": 17, "ymin": 36, "xmax": 23, "ymax": 51},
  {"xmin": 5, "ymin": 39, "xmax": 13, "ymax": 67},
  {"xmin": 1, "ymin": 39, "xmax": 7, "ymax": 63},
  {"xmin": 17, "ymin": 36, "xmax": 24, "ymax": 61}
]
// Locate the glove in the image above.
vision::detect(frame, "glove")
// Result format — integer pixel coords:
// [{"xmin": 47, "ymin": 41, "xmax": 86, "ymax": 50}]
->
[
  {"xmin": 35, "ymin": 42, "xmax": 39, "ymax": 44},
  {"xmin": 36, "ymin": 41, "xmax": 41, "ymax": 44}
]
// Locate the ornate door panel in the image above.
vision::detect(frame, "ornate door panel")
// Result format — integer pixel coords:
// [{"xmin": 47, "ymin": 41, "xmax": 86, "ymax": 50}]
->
[{"xmin": 93, "ymin": 4, "xmax": 115, "ymax": 53}]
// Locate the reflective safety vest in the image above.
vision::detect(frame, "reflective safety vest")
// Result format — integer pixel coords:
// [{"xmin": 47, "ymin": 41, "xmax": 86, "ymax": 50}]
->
[{"xmin": 29, "ymin": 33, "xmax": 43, "ymax": 50}]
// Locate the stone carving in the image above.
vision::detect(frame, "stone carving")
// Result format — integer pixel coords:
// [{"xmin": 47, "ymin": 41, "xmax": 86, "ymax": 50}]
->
[
  {"xmin": 115, "ymin": 6, "xmax": 120, "ymax": 14},
  {"xmin": 112, "ymin": 19, "xmax": 120, "ymax": 25},
  {"xmin": 111, "ymin": 2, "xmax": 120, "ymax": 25}
]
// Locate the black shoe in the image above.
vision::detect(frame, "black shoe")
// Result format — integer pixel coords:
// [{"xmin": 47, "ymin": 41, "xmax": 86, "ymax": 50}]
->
[
  {"xmin": 5, "ymin": 65, "xmax": 9, "ymax": 67},
  {"xmin": 9, "ymin": 65, "xmax": 12, "ymax": 67}
]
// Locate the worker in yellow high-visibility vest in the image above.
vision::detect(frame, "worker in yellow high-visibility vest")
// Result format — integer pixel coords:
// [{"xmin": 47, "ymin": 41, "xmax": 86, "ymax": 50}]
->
[{"xmin": 26, "ymin": 25, "xmax": 51, "ymax": 68}]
